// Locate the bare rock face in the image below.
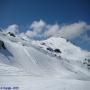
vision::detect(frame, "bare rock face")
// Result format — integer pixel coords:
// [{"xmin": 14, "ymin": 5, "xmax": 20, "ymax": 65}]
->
[
  {"xmin": 8, "ymin": 32, "xmax": 15, "ymax": 37},
  {"xmin": 0, "ymin": 40, "xmax": 6, "ymax": 49},
  {"xmin": 83, "ymin": 58, "xmax": 90, "ymax": 69},
  {"xmin": 54, "ymin": 49, "xmax": 61, "ymax": 53}
]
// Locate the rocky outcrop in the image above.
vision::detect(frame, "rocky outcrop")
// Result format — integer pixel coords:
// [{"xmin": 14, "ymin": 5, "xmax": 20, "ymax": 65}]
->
[
  {"xmin": 0, "ymin": 40, "xmax": 6, "ymax": 49},
  {"xmin": 54, "ymin": 49, "xmax": 61, "ymax": 53},
  {"xmin": 83, "ymin": 58, "xmax": 90, "ymax": 69},
  {"xmin": 8, "ymin": 32, "xmax": 15, "ymax": 37}
]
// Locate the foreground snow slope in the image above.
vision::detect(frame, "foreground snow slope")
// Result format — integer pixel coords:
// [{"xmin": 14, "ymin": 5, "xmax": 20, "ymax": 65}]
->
[
  {"xmin": 0, "ymin": 76, "xmax": 90, "ymax": 90},
  {"xmin": 0, "ymin": 32, "xmax": 90, "ymax": 90}
]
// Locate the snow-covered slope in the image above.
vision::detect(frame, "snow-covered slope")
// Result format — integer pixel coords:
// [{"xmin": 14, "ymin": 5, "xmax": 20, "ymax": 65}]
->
[
  {"xmin": 0, "ymin": 31, "xmax": 90, "ymax": 90},
  {"xmin": 32, "ymin": 37, "xmax": 90, "ymax": 61}
]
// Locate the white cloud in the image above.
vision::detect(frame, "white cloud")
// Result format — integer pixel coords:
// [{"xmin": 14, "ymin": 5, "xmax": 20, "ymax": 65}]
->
[
  {"xmin": 25, "ymin": 20, "xmax": 90, "ymax": 40},
  {"xmin": 30, "ymin": 20, "xmax": 46, "ymax": 33},
  {"xmin": 25, "ymin": 31, "xmax": 37, "ymax": 38},
  {"xmin": 3, "ymin": 20, "xmax": 89, "ymax": 41},
  {"xmin": 55, "ymin": 21, "xmax": 90, "ymax": 39},
  {"xmin": 5, "ymin": 24, "xmax": 19, "ymax": 34},
  {"xmin": 44, "ymin": 24, "xmax": 60, "ymax": 38},
  {"xmin": 25, "ymin": 20, "xmax": 46, "ymax": 38},
  {"xmin": 43, "ymin": 21, "xmax": 90, "ymax": 40}
]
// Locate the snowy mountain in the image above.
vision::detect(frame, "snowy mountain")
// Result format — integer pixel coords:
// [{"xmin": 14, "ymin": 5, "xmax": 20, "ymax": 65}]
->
[
  {"xmin": 0, "ymin": 31, "xmax": 90, "ymax": 90},
  {"xmin": 32, "ymin": 37, "xmax": 90, "ymax": 61}
]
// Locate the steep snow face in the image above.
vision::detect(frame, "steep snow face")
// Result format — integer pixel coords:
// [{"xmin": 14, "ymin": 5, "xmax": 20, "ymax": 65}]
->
[
  {"xmin": 0, "ymin": 31, "xmax": 90, "ymax": 79},
  {"xmin": 0, "ymin": 31, "xmax": 90, "ymax": 90},
  {"xmin": 32, "ymin": 37, "xmax": 90, "ymax": 61}
]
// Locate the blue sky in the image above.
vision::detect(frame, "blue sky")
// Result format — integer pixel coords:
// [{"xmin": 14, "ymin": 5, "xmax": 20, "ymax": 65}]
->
[
  {"xmin": 0, "ymin": 0, "xmax": 90, "ymax": 26},
  {"xmin": 0, "ymin": 0, "xmax": 90, "ymax": 51}
]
